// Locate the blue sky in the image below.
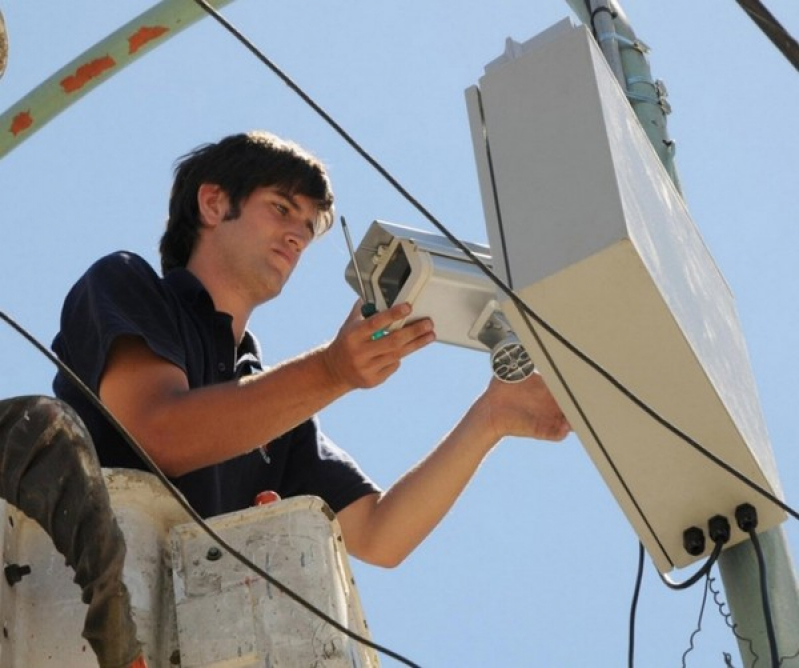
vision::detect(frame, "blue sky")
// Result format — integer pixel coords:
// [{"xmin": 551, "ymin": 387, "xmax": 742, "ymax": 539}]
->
[{"xmin": 1, "ymin": 1, "xmax": 798, "ymax": 666}]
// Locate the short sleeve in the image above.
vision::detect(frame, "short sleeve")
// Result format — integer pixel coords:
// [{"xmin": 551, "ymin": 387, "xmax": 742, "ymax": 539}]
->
[
  {"xmin": 52, "ymin": 251, "xmax": 186, "ymax": 392},
  {"xmin": 51, "ymin": 252, "xmax": 191, "ymax": 471},
  {"xmin": 278, "ymin": 417, "xmax": 381, "ymax": 513}
]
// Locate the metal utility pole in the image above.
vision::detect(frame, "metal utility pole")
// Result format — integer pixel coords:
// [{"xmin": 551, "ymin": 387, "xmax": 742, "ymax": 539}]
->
[
  {"xmin": 564, "ymin": 0, "xmax": 680, "ymax": 191},
  {"xmin": 563, "ymin": 1, "xmax": 799, "ymax": 663},
  {"xmin": 719, "ymin": 527, "xmax": 799, "ymax": 665}
]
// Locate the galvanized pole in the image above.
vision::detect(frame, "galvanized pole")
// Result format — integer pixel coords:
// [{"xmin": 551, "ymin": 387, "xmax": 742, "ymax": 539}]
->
[
  {"xmin": 718, "ymin": 526, "xmax": 799, "ymax": 665},
  {"xmin": 563, "ymin": 0, "xmax": 799, "ymax": 664},
  {"xmin": 565, "ymin": 0, "xmax": 681, "ymax": 192},
  {"xmin": 587, "ymin": 0, "xmax": 626, "ymax": 87}
]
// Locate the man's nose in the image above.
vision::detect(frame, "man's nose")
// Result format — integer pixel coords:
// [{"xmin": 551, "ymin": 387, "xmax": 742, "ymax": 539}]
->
[{"xmin": 285, "ymin": 223, "xmax": 311, "ymax": 253}]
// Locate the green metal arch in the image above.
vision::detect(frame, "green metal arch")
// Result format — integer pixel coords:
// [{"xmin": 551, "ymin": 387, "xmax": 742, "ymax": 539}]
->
[{"xmin": 0, "ymin": 0, "xmax": 234, "ymax": 158}]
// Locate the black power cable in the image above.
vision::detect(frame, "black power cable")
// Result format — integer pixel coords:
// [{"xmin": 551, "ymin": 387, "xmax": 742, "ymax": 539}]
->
[
  {"xmin": 0, "ymin": 310, "xmax": 422, "ymax": 668},
  {"xmin": 6, "ymin": 3, "xmax": 796, "ymax": 665},
  {"xmin": 736, "ymin": 504, "xmax": 779, "ymax": 668},
  {"xmin": 749, "ymin": 530, "xmax": 779, "ymax": 668},
  {"xmin": 189, "ymin": 0, "xmax": 799, "ymax": 537},
  {"xmin": 183, "ymin": 7, "xmax": 799, "ymax": 664},
  {"xmin": 735, "ymin": 0, "xmax": 799, "ymax": 72},
  {"xmin": 657, "ymin": 540, "xmax": 725, "ymax": 592},
  {"xmin": 628, "ymin": 542, "xmax": 645, "ymax": 668}
]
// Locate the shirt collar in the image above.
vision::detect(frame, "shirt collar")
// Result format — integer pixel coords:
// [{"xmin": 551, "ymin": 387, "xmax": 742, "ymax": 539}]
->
[
  {"xmin": 163, "ymin": 267, "xmax": 212, "ymax": 308},
  {"xmin": 164, "ymin": 266, "xmax": 262, "ymax": 363}
]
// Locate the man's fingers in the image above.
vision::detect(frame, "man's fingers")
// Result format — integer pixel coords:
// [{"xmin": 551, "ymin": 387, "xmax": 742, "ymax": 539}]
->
[
  {"xmin": 365, "ymin": 302, "xmax": 411, "ymax": 332},
  {"xmin": 370, "ymin": 317, "xmax": 435, "ymax": 355}
]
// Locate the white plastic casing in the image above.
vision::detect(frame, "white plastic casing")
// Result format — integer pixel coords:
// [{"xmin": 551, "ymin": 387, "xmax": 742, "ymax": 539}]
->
[
  {"xmin": 345, "ymin": 220, "xmax": 498, "ymax": 352},
  {"xmin": 466, "ymin": 19, "xmax": 785, "ymax": 571}
]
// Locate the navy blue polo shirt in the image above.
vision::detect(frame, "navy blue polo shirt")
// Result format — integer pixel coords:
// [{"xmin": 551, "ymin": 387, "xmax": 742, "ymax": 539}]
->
[{"xmin": 52, "ymin": 251, "xmax": 379, "ymax": 518}]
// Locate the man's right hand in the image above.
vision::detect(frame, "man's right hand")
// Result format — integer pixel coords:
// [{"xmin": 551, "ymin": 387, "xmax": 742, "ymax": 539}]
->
[{"xmin": 322, "ymin": 301, "xmax": 436, "ymax": 390}]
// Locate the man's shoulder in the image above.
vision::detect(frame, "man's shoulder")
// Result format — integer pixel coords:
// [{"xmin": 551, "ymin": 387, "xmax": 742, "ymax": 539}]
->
[
  {"xmin": 63, "ymin": 251, "xmax": 169, "ymax": 315},
  {"xmin": 86, "ymin": 251, "xmax": 160, "ymax": 283}
]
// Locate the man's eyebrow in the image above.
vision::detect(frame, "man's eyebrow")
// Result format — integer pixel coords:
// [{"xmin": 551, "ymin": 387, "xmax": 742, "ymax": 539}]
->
[
  {"xmin": 272, "ymin": 189, "xmax": 299, "ymax": 209},
  {"xmin": 273, "ymin": 189, "xmax": 318, "ymax": 231}
]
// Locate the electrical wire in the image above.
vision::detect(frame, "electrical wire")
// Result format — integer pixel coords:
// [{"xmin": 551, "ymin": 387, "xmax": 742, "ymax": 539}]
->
[
  {"xmin": 510, "ymin": 302, "xmax": 669, "ymax": 562},
  {"xmin": 747, "ymin": 529, "xmax": 779, "ymax": 668},
  {"xmin": 186, "ymin": 1, "xmax": 674, "ymax": 572},
  {"xmin": 181, "ymin": 7, "xmax": 799, "ymax": 662},
  {"xmin": 657, "ymin": 540, "xmax": 725, "ymax": 591},
  {"xmin": 590, "ymin": 4, "xmax": 618, "ymax": 33},
  {"xmin": 680, "ymin": 575, "xmax": 711, "ymax": 668},
  {"xmin": 6, "ymin": 4, "xmax": 797, "ymax": 664},
  {"xmin": 188, "ymin": 0, "xmax": 799, "ymax": 538},
  {"xmin": 709, "ymin": 575, "xmax": 760, "ymax": 667},
  {"xmin": 0, "ymin": 310, "xmax": 422, "ymax": 668},
  {"xmin": 709, "ymin": 570, "xmax": 799, "ymax": 667},
  {"xmin": 735, "ymin": 0, "xmax": 799, "ymax": 72},
  {"xmin": 779, "ymin": 646, "xmax": 799, "ymax": 666},
  {"xmin": 628, "ymin": 542, "xmax": 645, "ymax": 668}
]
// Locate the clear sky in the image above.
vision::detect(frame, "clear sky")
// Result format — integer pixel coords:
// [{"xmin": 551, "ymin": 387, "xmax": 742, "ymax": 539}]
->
[{"xmin": 1, "ymin": 1, "xmax": 798, "ymax": 666}]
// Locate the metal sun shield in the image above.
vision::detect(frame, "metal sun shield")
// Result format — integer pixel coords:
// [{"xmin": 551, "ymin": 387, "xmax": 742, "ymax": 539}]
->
[{"xmin": 343, "ymin": 220, "xmax": 535, "ymax": 383}]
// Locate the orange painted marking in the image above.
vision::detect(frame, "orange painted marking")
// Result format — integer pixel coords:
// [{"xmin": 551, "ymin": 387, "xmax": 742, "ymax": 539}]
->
[
  {"xmin": 10, "ymin": 111, "xmax": 33, "ymax": 136},
  {"xmin": 60, "ymin": 55, "xmax": 116, "ymax": 94},
  {"xmin": 128, "ymin": 25, "xmax": 169, "ymax": 55},
  {"xmin": 128, "ymin": 655, "xmax": 148, "ymax": 668}
]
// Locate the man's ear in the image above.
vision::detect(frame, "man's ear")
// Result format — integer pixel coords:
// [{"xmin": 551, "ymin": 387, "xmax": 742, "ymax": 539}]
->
[{"xmin": 197, "ymin": 183, "xmax": 229, "ymax": 228}]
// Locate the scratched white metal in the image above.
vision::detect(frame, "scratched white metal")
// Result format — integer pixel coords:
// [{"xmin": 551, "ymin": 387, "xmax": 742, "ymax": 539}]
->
[
  {"xmin": 0, "ymin": 473, "xmax": 377, "ymax": 667},
  {"xmin": 0, "ymin": 469, "xmax": 190, "ymax": 666},
  {"xmin": 170, "ymin": 495, "xmax": 379, "ymax": 668}
]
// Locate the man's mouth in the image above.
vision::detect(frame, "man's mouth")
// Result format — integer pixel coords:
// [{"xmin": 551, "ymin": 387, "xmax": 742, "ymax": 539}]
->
[{"xmin": 271, "ymin": 247, "xmax": 295, "ymax": 269}]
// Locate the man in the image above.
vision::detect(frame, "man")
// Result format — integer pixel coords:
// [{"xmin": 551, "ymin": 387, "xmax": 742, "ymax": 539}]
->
[{"xmin": 53, "ymin": 130, "xmax": 569, "ymax": 568}]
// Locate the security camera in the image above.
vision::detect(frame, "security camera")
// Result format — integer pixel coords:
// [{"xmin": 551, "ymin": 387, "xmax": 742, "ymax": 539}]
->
[{"xmin": 343, "ymin": 220, "xmax": 534, "ymax": 382}]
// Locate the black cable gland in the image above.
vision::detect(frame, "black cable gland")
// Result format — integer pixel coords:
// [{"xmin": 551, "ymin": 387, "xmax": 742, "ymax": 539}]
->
[
  {"xmin": 708, "ymin": 515, "xmax": 731, "ymax": 545},
  {"xmin": 683, "ymin": 526, "xmax": 706, "ymax": 556},
  {"xmin": 735, "ymin": 503, "xmax": 759, "ymax": 532}
]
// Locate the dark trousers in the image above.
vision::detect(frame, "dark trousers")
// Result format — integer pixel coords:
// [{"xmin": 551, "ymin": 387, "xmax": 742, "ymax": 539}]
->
[{"xmin": 0, "ymin": 396, "xmax": 140, "ymax": 668}]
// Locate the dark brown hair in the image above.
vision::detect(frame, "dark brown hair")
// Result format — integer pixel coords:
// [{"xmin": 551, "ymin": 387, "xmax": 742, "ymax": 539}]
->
[{"xmin": 160, "ymin": 131, "xmax": 335, "ymax": 273}]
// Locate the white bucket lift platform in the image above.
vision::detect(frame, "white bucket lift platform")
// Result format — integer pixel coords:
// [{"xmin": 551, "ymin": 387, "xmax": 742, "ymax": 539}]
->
[
  {"xmin": 0, "ymin": 470, "xmax": 378, "ymax": 666},
  {"xmin": 465, "ymin": 19, "xmax": 786, "ymax": 572}
]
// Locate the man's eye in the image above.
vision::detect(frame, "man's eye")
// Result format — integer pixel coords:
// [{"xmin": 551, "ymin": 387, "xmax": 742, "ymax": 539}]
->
[{"xmin": 274, "ymin": 203, "xmax": 288, "ymax": 216}]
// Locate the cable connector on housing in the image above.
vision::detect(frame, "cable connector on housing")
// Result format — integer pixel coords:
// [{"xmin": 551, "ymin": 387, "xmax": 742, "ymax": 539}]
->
[
  {"xmin": 682, "ymin": 526, "xmax": 706, "ymax": 556},
  {"xmin": 735, "ymin": 503, "xmax": 759, "ymax": 533},
  {"xmin": 708, "ymin": 515, "xmax": 731, "ymax": 545}
]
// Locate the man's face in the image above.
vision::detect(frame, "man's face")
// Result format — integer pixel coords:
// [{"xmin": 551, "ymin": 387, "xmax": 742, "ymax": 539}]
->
[{"xmin": 215, "ymin": 185, "xmax": 319, "ymax": 304}]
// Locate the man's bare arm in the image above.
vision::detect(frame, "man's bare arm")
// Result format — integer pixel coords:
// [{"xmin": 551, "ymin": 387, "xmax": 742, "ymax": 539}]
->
[
  {"xmin": 336, "ymin": 373, "xmax": 570, "ymax": 567},
  {"xmin": 98, "ymin": 301, "xmax": 434, "ymax": 476}
]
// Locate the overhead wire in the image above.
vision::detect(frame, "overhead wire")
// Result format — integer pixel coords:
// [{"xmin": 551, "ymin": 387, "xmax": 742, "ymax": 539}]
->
[
  {"xmin": 184, "ymin": 6, "xmax": 799, "ymax": 666},
  {"xmin": 735, "ymin": 0, "xmax": 799, "ymax": 72},
  {"xmin": 0, "ymin": 310, "xmax": 422, "ymax": 668},
  {"xmin": 5, "ymin": 1, "xmax": 795, "ymax": 664},
  {"xmin": 188, "ymin": 0, "xmax": 799, "ymax": 532},
  {"xmin": 199, "ymin": 0, "xmax": 672, "ymax": 570}
]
